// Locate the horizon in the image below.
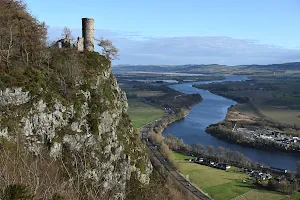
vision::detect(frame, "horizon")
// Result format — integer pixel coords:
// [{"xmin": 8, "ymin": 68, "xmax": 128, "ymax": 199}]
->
[
  {"xmin": 112, "ymin": 61, "xmax": 300, "ymax": 67},
  {"xmin": 25, "ymin": 0, "xmax": 300, "ymax": 66}
]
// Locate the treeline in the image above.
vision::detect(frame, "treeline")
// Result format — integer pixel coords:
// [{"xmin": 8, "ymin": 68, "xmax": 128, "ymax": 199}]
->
[
  {"xmin": 267, "ymin": 179, "xmax": 298, "ymax": 195},
  {"xmin": 206, "ymin": 123, "xmax": 300, "ymax": 153},
  {"xmin": 153, "ymin": 108, "xmax": 190, "ymax": 133},
  {"xmin": 122, "ymin": 80, "xmax": 202, "ymax": 110},
  {"xmin": 164, "ymin": 133, "xmax": 252, "ymax": 168},
  {"xmin": 147, "ymin": 93, "xmax": 202, "ymax": 110},
  {"xmin": 146, "ymin": 107, "xmax": 192, "ymax": 159}
]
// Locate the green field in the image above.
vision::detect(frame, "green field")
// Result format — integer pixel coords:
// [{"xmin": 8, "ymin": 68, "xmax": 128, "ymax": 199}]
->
[
  {"xmin": 170, "ymin": 152, "xmax": 287, "ymax": 200},
  {"xmin": 129, "ymin": 90, "xmax": 165, "ymax": 98},
  {"xmin": 128, "ymin": 99, "xmax": 165, "ymax": 128},
  {"xmin": 282, "ymin": 192, "xmax": 300, "ymax": 200}
]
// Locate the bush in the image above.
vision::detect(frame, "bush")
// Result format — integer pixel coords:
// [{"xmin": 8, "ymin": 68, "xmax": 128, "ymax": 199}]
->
[{"xmin": 2, "ymin": 184, "xmax": 33, "ymax": 200}]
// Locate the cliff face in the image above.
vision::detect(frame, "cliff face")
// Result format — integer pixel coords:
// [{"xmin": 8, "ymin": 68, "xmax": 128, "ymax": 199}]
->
[{"xmin": 0, "ymin": 52, "xmax": 152, "ymax": 199}]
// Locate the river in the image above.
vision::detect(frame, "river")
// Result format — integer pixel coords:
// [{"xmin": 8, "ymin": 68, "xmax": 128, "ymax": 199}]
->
[{"xmin": 162, "ymin": 75, "xmax": 300, "ymax": 171}]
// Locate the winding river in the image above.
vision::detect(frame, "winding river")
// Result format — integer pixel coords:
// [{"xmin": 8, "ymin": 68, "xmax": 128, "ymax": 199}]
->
[{"xmin": 162, "ymin": 76, "xmax": 300, "ymax": 171}]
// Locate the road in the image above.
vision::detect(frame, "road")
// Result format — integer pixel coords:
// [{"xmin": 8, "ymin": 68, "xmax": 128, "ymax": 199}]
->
[{"xmin": 141, "ymin": 124, "xmax": 211, "ymax": 200}]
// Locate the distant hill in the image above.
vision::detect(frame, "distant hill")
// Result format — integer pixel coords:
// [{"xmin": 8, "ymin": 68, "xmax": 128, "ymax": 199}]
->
[
  {"xmin": 112, "ymin": 64, "xmax": 228, "ymax": 74},
  {"xmin": 245, "ymin": 62, "xmax": 300, "ymax": 70},
  {"xmin": 113, "ymin": 62, "xmax": 300, "ymax": 75}
]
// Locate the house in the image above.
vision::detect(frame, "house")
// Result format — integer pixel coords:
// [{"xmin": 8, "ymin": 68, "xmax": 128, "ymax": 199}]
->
[
  {"xmin": 250, "ymin": 171, "xmax": 272, "ymax": 180},
  {"xmin": 216, "ymin": 164, "xmax": 231, "ymax": 170},
  {"xmin": 259, "ymin": 174, "xmax": 267, "ymax": 180},
  {"xmin": 266, "ymin": 174, "xmax": 272, "ymax": 179},
  {"xmin": 201, "ymin": 160, "xmax": 211, "ymax": 166},
  {"xmin": 195, "ymin": 157, "xmax": 203, "ymax": 163},
  {"xmin": 225, "ymin": 164, "xmax": 231, "ymax": 170}
]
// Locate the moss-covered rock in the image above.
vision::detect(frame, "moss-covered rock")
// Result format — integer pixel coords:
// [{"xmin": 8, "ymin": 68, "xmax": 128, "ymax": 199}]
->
[{"xmin": 0, "ymin": 51, "xmax": 152, "ymax": 199}]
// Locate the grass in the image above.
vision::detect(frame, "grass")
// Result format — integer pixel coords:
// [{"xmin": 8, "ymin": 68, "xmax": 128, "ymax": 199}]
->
[
  {"xmin": 236, "ymin": 103, "xmax": 262, "ymax": 119},
  {"xmin": 233, "ymin": 189, "xmax": 286, "ymax": 200},
  {"xmin": 205, "ymin": 181, "xmax": 252, "ymax": 200},
  {"xmin": 282, "ymin": 192, "xmax": 300, "ymax": 200},
  {"xmin": 258, "ymin": 105, "xmax": 300, "ymax": 125},
  {"xmin": 128, "ymin": 98, "xmax": 165, "ymax": 128},
  {"xmin": 130, "ymin": 90, "xmax": 165, "ymax": 98},
  {"xmin": 174, "ymin": 162, "xmax": 247, "ymax": 189},
  {"xmin": 170, "ymin": 152, "xmax": 194, "ymax": 160},
  {"xmin": 237, "ymin": 103, "xmax": 300, "ymax": 125},
  {"xmin": 170, "ymin": 152, "xmax": 287, "ymax": 200}
]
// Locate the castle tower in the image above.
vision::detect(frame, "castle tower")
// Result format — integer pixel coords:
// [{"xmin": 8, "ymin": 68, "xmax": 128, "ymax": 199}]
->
[{"xmin": 82, "ymin": 18, "xmax": 95, "ymax": 51}]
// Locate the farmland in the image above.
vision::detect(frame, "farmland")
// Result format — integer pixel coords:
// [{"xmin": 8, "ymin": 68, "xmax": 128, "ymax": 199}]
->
[
  {"xmin": 194, "ymin": 76, "xmax": 300, "ymax": 126},
  {"xmin": 127, "ymin": 90, "xmax": 165, "ymax": 98},
  {"xmin": 128, "ymin": 99, "xmax": 165, "ymax": 128},
  {"xmin": 170, "ymin": 152, "xmax": 288, "ymax": 200},
  {"xmin": 118, "ymin": 74, "xmax": 203, "ymax": 129}
]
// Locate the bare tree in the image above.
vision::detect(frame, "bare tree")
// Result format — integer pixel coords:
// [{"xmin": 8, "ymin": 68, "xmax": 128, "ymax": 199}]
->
[
  {"xmin": 0, "ymin": 0, "xmax": 47, "ymax": 71},
  {"xmin": 61, "ymin": 26, "xmax": 72, "ymax": 40},
  {"xmin": 96, "ymin": 38, "xmax": 119, "ymax": 60}
]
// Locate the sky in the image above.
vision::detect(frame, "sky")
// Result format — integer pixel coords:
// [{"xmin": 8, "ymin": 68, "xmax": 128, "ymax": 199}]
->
[{"xmin": 24, "ymin": 0, "xmax": 300, "ymax": 65}]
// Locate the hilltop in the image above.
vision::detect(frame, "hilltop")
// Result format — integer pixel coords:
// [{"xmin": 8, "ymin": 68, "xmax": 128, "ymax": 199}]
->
[
  {"xmin": 113, "ymin": 62, "xmax": 300, "ymax": 75},
  {"xmin": 0, "ymin": 1, "xmax": 152, "ymax": 199}
]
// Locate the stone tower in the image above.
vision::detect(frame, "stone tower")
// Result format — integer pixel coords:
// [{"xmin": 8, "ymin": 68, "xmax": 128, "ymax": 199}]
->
[{"xmin": 82, "ymin": 18, "xmax": 95, "ymax": 51}]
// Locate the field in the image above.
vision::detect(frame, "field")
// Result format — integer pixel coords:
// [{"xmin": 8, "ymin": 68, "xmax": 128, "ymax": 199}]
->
[
  {"xmin": 170, "ymin": 152, "xmax": 287, "ymax": 200},
  {"xmin": 194, "ymin": 76, "xmax": 300, "ymax": 126},
  {"xmin": 127, "ymin": 90, "xmax": 165, "ymax": 98},
  {"xmin": 258, "ymin": 105, "xmax": 300, "ymax": 125},
  {"xmin": 118, "ymin": 77, "xmax": 202, "ymax": 110},
  {"xmin": 128, "ymin": 99, "xmax": 165, "ymax": 128},
  {"xmin": 233, "ymin": 189, "xmax": 286, "ymax": 200},
  {"xmin": 236, "ymin": 101, "xmax": 300, "ymax": 125}
]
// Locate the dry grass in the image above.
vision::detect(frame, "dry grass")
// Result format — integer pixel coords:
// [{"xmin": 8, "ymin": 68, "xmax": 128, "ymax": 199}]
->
[
  {"xmin": 237, "ymin": 103, "xmax": 300, "ymax": 126},
  {"xmin": 235, "ymin": 104, "xmax": 261, "ymax": 118},
  {"xmin": 259, "ymin": 105, "xmax": 300, "ymax": 125},
  {"xmin": 132, "ymin": 91, "xmax": 165, "ymax": 98},
  {"xmin": 0, "ymin": 143, "xmax": 75, "ymax": 199},
  {"xmin": 0, "ymin": 141, "xmax": 114, "ymax": 200},
  {"xmin": 226, "ymin": 109, "xmax": 257, "ymax": 123},
  {"xmin": 233, "ymin": 189, "xmax": 285, "ymax": 200}
]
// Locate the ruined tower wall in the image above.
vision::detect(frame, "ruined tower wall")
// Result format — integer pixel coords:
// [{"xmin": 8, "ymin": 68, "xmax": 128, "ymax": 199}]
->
[
  {"xmin": 82, "ymin": 18, "xmax": 95, "ymax": 51},
  {"xmin": 77, "ymin": 37, "xmax": 84, "ymax": 52}
]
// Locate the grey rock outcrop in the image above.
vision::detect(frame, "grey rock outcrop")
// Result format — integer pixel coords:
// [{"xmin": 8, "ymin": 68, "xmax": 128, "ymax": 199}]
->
[{"xmin": 0, "ymin": 60, "xmax": 152, "ymax": 199}]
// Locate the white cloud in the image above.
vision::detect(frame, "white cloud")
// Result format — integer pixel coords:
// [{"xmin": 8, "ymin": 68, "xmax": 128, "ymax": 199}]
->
[{"xmin": 48, "ymin": 27, "xmax": 300, "ymax": 65}]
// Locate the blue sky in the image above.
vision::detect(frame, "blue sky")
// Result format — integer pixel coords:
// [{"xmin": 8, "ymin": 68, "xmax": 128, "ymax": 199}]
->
[{"xmin": 25, "ymin": 0, "xmax": 300, "ymax": 65}]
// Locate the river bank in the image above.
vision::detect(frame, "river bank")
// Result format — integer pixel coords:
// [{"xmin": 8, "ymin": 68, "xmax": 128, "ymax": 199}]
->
[
  {"xmin": 141, "ymin": 101, "xmax": 299, "ymax": 200},
  {"xmin": 141, "ymin": 105, "xmax": 195, "ymax": 139},
  {"xmin": 162, "ymin": 76, "xmax": 300, "ymax": 171},
  {"xmin": 206, "ymin": 105, "xmax": 300, "ymax": 154}
]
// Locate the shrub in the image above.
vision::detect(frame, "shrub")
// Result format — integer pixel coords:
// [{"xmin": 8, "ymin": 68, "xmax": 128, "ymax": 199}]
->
[{"xmin": 2, "ymin": 184, "xmax": 33, "ymax": 200}]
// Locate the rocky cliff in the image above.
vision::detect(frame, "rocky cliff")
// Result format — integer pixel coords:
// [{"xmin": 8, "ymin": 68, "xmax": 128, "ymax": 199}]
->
[{"xmin": 0, "ymin": 51, "xmax": 152, "ymax": 199}]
